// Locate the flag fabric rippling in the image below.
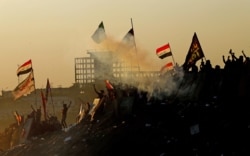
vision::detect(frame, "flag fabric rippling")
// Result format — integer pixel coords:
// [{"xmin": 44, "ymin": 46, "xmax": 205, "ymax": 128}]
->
[
  {"xmin": 122, "ymin": 28, "xmax": 135, "ymax": 48},
  {"xmin": 156, "ymin": 43, "xmax": 172, "ymax": 59},
  {"xmin": 12, "ymin": 71, "xmax": 35, "ymax": 100},
  {"xmin": 16, "ymin": 59, "xmax": 32, "ymax": 76},
  {"xmin": 160, "ymin": 62, "xmax": 174, "ymax": 73},
  {"xmin": 91, "ymin": 21, "xmax": 106, "ymax": 44},
  {"xmin": 105, "ymin": 80, "xmax": 114, "ymax": 90},
  {"xmin": 183, "ymin": 32, "xmax": 205, "ymax": 70}
]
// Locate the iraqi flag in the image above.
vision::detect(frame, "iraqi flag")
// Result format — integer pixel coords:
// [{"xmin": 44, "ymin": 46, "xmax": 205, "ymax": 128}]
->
[
  {"xmin": 105, "ymin": 80, "xmax": 114, "ymax": 90},
  {"xmin": 160, "ymin": 62, "xmax": 174, "ymax": 73},
  {"xmin": 17, "ymin": 59, "xmax": 32, "ymax": 76},
  {"xmin": 12, "ymin": 71, "xmax": 35, "ymax": 100},
  {"xmin": 156, "ymin": 43, "xmax": 172, "ymax": 59}
]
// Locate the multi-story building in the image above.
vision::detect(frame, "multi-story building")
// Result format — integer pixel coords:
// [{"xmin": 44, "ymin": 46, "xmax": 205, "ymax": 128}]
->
[{"xmin": 74, "ymin": 50, "xmax": 160, "ymax": 87}]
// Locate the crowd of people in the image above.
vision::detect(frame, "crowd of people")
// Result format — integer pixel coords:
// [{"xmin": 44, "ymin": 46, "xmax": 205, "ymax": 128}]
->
[
  {"xmin": 82, "ymin": 49, "xmax": 250, "ymax": 155},
  {"xmin": 0, "ymin": 104, "xmax": 61, "ymax": 151},
  {"xmin": 1, "ymin": 49, "xmax": 250, "ymax": 154}
]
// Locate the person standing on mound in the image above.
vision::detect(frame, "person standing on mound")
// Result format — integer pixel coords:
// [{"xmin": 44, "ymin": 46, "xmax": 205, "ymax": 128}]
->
[
  {"xmin": 61, "ymin": 101, "xmax": 71, "ymax": 129},
  {"xmin": 93, "ymin": 84, "xmax": 106, "ymax": 113}
]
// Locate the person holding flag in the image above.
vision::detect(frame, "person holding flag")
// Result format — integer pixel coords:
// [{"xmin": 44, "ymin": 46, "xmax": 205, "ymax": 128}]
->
[{"xmin": 105, "ymin": 80, "xmax": 115, "ymax": 100}]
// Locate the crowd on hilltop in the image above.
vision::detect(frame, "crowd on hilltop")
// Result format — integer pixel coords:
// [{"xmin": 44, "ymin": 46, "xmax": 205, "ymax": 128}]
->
[
  {"xmin": 141, "ymin": 49, "xmax": 250, "ymax": 155},
  {"xmin": 1, "ymin": 49, "xmax": 250, "ymax": 155},
  {"xmin": 0, "ymin": 105, "xmax": 61, "ymax": 151},
  {"xmin": 181, "ymin": 49, "xmax": 250, "ymax": 104},
  {"xmin": 80, "ymin": 48, "xmax": 250, "ymax": 155}
]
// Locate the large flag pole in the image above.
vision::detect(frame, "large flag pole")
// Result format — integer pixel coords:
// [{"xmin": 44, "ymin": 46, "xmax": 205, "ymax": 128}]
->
[
  {"xmin": 40, "ymin": 90, "xmax": 47, "ymax": 121},
  {"xmin": 31, "ymin": 63, "xmax": 38, "ymax": 108},
  {"xmin": 49, "ymin": 84, "xmax": 55, "ymax": 115},
  {"xmin": 17, "ymin": 64, "xmax": 20, "ymax": 84},
  {"xmin": 130, "ymin": 18, "xmax": 137, "ymax": 50},
  {"xmin": 169, "ymin": 42, "xmax": 176, "ymax": 66},
  {"xmin": 130, "ymin": 18, "xmax": 140, "ymax": 72},
  {"xmin": 46, "ymin": 78, "xmax": 55, "ymax": 115}
]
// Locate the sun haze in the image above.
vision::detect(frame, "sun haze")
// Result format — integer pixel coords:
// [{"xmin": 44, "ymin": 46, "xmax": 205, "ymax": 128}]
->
[{"xmin": 0, "ymin": 0, "xmax": 249, "ymax": 90}]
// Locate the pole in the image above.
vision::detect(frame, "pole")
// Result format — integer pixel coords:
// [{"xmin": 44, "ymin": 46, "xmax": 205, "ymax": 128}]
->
[
  {"xmin": 50, "ymin": 88, "xmax": 55, "ymax": 115},
  {"xmin": 130, "ymin": 18, "xmax": 140, "ymax": 72},
  {"xmin": 31, "ymin": 64, "xmax": 38, "ymax": 109},
  {"xmin": 47, "ymin": 78, "xmax": 55, "ymax": 115},
  {"xmin": 169, "ymin": 42, "xmax": 176, "ymax": 66}
]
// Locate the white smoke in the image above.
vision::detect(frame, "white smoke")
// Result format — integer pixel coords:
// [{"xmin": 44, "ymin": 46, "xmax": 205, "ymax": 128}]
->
[{"xmin": 91, "ymin": 35, "xmax": 194, "ymax": 100}]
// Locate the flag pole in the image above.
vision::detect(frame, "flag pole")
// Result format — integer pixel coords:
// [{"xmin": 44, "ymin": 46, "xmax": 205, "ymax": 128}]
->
[
  {"xmin": 130, "ymin": 18, "xmax": 140, "ymax": 72},
  {"xmin": 130, "ymin": 18, "xmax": 137, "ymax": 50},
  {"xmin": 47, "ymin": 78, "xmax": 55, "ymax": 115},
  {"xmin": 17, "ymin": 64, "xmax": 20, "ymax": 84},
  {"xmin": 169, "ymin": 42, "xmax": 176, "ymax": 66},
  {"xmin": 50, "ymin": 87, "xmax": 55, "ymax": 115},
  {"xmin": 31, "ymin": 61, "xmax": 38, "ymax": 108}
]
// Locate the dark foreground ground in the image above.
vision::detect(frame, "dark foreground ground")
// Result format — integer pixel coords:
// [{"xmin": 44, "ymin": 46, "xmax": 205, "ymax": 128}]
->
[{"xmin": 0, "ymin": 97, "xmax": 250, "ymax": 156}]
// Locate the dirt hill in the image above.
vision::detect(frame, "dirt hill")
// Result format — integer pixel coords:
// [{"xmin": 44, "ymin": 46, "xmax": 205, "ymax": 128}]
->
[
  {"xmin": 1, "ymin": 96, "xmax": 250, "ymax": 156},
  {"xmin": 1, "ymin": 99, "xmax": 171, "ymax": 156},
  {"xmin": 3, "ymin": 65, "xmax": 250, "ymax": 155}
]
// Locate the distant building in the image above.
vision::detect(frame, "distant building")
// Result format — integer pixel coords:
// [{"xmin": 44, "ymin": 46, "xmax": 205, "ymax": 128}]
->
[
  {"xmin": 74, "ymin": 50, "xmax": 160, "ymax": 87},
  {"xmin": 1, "ymin": 50, "xmax": 160, "ymax": 99}
]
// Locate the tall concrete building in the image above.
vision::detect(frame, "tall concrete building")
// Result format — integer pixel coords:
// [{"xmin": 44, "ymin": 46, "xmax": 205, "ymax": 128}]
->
[{"xmin": 74, "ymin": 50, "xmax": 160, "ymax": 87}]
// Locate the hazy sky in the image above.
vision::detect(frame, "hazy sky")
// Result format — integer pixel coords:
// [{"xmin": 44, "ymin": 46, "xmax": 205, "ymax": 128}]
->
[{"xmin": 0, "ymin": 0, "xmax": 249, "ymax": 90}]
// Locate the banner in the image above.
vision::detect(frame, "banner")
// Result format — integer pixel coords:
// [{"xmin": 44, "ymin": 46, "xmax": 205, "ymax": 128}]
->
[
  {"xmin": 183, "ymin": 32, "xmax": 205, "ymax": 70},
  {"xmin": 12, "ymin": 71, "xmax": 35, "ymax": 100}
]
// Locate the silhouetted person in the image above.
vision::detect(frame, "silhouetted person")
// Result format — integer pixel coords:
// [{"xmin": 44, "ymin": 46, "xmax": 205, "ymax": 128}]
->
[
  {"xmin": 200, "ymin": 59, "xmax": 205, "ymax": 71},
  {"xmin": 222, "ymin": 55, "xmax": 232, "ymax": 72},
  {"xmin": 30, "ymin": 105, "xmax": 42, "ymax": 123},
  {"xmin": 93, "ymin": 84, "xmax": 107, "ymax": 119},
  {"xmin": 191, "ymin": 64, "xmax": 198, "ymax": 73},
  {"xmin": 203, "ymin": 59, "xmax": 213, "ymax": 73},
  {"xmin": 61, "ymin": 101, "xmax": 71, "ymax": 129},
  {"xmin": 93, "ymin": 84, "xmax": 105, "ymax": 99}
]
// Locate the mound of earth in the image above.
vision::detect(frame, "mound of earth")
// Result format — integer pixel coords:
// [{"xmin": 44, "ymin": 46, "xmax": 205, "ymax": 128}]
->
[{"xmin": 1, "ymin": 98, "xmax": 250, "ymax": 156}]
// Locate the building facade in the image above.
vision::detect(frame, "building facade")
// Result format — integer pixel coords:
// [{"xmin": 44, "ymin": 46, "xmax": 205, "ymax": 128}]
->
[{"xmin": 74, "ymin": 50, "xmax": 160, "ymax": 87}]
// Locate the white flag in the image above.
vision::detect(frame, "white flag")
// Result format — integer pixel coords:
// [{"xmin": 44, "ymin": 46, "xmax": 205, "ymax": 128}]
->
[
  {"xmin": 122, "ymin": 28, "xmax": 135, "ymax": 48},
  {"xmin": 91, "ymin": 21, "xmax": 106, "ymax": 44}
]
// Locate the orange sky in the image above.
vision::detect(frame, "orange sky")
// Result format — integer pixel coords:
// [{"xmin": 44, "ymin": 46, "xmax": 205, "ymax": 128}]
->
[{"xmin": 0, "ymin": 0, "xmax": 249, "ymax": 90}]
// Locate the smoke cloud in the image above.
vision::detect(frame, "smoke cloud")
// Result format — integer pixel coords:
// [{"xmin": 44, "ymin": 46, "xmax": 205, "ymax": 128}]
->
[{"xmin": 91, "ymin": 35, "xmax": 193, "ymax": 100}]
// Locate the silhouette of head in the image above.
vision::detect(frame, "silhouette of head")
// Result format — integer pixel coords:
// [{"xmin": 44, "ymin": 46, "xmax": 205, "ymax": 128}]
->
[{"xmin": 239, "ymin": 55, "xmax": 244, "ymax": 62}]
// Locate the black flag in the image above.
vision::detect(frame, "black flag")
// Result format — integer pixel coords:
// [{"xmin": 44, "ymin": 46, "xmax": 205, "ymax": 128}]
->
[{"xmin": 183, "ymin": 32, "xmax": 205, "ymax": 70}]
